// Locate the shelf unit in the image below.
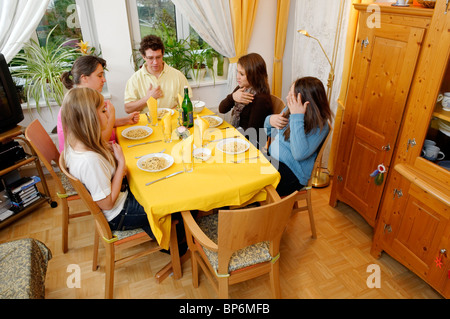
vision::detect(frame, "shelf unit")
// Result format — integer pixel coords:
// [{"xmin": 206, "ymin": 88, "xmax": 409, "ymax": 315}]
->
[{"xmin": 0, "ymin": 125, "xmax": 52, "ymax": 229}]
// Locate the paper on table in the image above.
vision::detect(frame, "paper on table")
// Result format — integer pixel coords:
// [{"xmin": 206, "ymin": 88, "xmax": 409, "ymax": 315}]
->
[
  {"xmin": 162, "ymin": 112, "xmax": 172, "ymax": 135},
  {"xmin": 194, "ymin": 115, "xmax": 209, "ymax": 148},
  {"xmin": 147, "ymin": 97, "xmax": 158, "ymax": 125}
]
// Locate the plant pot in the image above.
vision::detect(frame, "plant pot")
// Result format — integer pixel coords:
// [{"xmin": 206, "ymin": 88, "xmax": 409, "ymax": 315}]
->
[{"xmin": 189, "ymin": 67, "xmax": 207, "ymax": 85}]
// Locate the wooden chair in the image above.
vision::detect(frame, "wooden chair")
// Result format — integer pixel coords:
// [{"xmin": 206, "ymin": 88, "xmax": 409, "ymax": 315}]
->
[
  {"xmin": 270, "ymin": 94, "xmax": 285, "ymax": 114},
  {"xmin": 181, "ymin": 185, "xmax": 297, "ymax": 299},
  {"xmin": 291, "ymin": 124, "xmax": 333, "ymax": 239},
  {"xmin": 25, "ymin": 119, "xmax": 90, "ymax": 253},
  {"xmin": 59, "ymin": 154, "xmax": 182, "ymax": 299}
]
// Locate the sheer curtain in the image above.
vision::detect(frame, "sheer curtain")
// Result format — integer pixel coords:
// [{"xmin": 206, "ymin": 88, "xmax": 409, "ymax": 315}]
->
[
  {"xmin": 293, "ymin": 0, "xmax": 352, "ymax": 169},
  {"xmin": 0, "ymin": 0, "xmax": 50, "ymax": 63},
  {"xmin": 171, "ymin": 0, "xmax": 237, "ymax": 90}
]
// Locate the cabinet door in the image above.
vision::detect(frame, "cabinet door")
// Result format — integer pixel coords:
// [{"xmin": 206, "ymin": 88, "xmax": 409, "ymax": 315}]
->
[
  {"xmin": 333, "ymin": 15, "xmax": 425, "ymax": 226},
  {"xmin": 388, "ymin": 183, "xmax": 449, "ymax": 279}
]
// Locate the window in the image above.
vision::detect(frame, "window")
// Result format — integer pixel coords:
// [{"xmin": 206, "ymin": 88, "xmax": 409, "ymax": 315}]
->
[
  {"xmin": 129, "ymin": 0, "xmax": 226, "ymax": 84},
  {"xmin": 34, "ymin": 0, "xmax": 82, "ymax": 46}
]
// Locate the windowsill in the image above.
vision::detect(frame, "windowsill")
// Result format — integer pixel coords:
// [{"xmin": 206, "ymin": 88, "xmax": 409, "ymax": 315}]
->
[
  {"xmin": 188, "ymin": 78, "xmax": 228, "ymax": 88},
  {"xmin": 20, "ymin": 91, "xmax": 112, "ymax": 109}
]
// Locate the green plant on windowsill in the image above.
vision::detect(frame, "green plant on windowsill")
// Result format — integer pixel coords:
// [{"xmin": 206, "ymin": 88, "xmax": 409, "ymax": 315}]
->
[{"xmin": 11, "ymin": 26, "xmax": 81, "ymax": 115}]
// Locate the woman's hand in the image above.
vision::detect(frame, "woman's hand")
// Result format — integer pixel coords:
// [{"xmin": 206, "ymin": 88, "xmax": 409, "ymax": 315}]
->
[
  {"xmin": 269, "ymin": 112, "xmax": 289, "ymax": 129},
  {"xmin": 232, "ymin": 87, "xmax": 254, "ymax": 105},
  {"xmin": 111, "ymin": 142, "xmax": 127, "ymax": 177},
  {"xmin": 287, "ymin": 91, "xmax": 309, "ymax": 114},
  {"xmin": 105, "ymin": 100, "xmax": 116, "ymax": 120},
  {"xmin": 126, "ymin": 111, "xmax": 140, "ymax": 125}
]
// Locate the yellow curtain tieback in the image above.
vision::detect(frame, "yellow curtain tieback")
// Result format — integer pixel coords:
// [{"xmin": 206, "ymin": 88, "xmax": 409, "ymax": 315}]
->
[{"xmin": 229, "ymin": 56, "xmax": 240, "ymax": 64}]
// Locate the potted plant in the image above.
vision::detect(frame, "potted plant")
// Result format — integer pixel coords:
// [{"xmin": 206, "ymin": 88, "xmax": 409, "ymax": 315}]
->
[
  {"xmin": 185, "ymin": 40, "xmax": 209, "ymax": 85},
  {"xmin": 11, "ymin": 26, "xmax": 80, "ymax": 115}
]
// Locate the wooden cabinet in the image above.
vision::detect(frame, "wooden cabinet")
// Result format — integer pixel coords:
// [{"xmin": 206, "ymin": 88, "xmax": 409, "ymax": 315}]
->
[
  {"xmin": 370, "ymin": 0, "xmax": 450, "ymax": 298},
  {"xmin": 0, "ymin": 126, "xmax": 51, "ymax": 229},
  {"xmin": 330, "ymin": 3, "xmax": 433, "ymax": 226}
]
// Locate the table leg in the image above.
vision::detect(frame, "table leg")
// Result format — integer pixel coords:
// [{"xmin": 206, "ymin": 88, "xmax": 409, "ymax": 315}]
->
[{"xmin": 155, "ymin": 219, "xmax": 187, "ymax": 283}]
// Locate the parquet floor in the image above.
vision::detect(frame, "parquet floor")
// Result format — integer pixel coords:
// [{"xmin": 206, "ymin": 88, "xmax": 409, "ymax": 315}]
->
[{"xmin": 0, "ymin": 175, "xmax": 443, "ymax": 299}]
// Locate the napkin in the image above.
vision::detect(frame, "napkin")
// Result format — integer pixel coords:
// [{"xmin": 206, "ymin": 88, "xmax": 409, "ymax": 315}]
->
[
  {"xmin": 181, "ymin": 134, "xmax": 194, "ymax": 163},
  {"xmin": 147, "ymin": 97, "xmax": 158, "ymax": 124},
  {"xmin": 194, "ymin": 115, "xmax": 209, "ymax": 148},
  {"xmin": 162, "ymin": 112, "xmax": 172, "ymax": 135}
]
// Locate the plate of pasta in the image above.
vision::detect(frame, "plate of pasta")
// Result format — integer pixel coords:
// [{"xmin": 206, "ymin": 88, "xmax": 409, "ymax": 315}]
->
[
  {"xmin": 122, "ymin": 126, "xmax": 153, "ymax": 140},
  {"xmin": 216, "ymin": 138, "xmax": 250, "ymax": 155},
  {"xmin": 137, "ymin": 153, "xmax": 174, "ymax": 172},
  {"xmin": 155, "ymin": 108, "xmax": 175, "ymax": 120},
  {"xmin": 201, "ymin": 115, "xmax": 223, "ymax": 128}
]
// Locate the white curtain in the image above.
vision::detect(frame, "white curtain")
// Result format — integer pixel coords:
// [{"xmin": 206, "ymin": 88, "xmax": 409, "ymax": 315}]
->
[
  {"xmin": 171, "ymin": 0, "xmax": 237, "ymax": 91},
  {"xmin": 293, "ymin": 0, "xmax": 352, "ymax": 168},
  {"xmin": 0, "ymin": 0, "xmax": 50, "ymax": 63}
]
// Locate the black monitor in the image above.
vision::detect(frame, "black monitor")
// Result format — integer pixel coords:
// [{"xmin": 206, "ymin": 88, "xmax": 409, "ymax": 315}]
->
[{"xmin": 0, "ymin": 53, "xmax": 24, "ymax": 134}]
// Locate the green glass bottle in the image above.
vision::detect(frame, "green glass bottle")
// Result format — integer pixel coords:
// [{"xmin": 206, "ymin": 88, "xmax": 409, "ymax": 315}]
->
[{"xmin": 181, "ymin": 86, "xmax": 193, "ymax": 127}]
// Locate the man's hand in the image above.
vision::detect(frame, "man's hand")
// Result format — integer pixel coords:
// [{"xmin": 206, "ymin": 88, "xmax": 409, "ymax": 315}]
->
[{"xmin": 147, "ymin": 84, "xmax": 164, "ymax": 100}]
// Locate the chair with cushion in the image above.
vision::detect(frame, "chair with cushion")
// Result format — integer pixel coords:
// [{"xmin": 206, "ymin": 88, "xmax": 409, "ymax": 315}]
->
[
  {"xmin": 25, "ymin": 119, "xmax": 90, "ymax": 253},
  {"xmin": 181, "ymin": 185, "xmax": 297, "ymax": 299},
  {"xmin": 270, "ymin": 94, "xmax": 285, "ymax": 115},
  {"xmin": 59, "ymin": 154, "xmax": 182, "ymax": 299},
  {"xmin": 291, "ymin": 124, "xmax": 332, "ymax": 239}
]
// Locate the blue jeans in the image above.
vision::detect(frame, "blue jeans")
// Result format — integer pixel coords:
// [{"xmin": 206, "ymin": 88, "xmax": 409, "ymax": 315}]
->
[{"xmin": 108, "ymin": 191, "xmax": 155, "ymax": 239}]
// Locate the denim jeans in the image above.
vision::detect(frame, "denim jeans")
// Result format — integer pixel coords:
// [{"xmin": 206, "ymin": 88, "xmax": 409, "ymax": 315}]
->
[{"xmin": 108, "ymin": 191, "xmax": 155, "ymax": 239}]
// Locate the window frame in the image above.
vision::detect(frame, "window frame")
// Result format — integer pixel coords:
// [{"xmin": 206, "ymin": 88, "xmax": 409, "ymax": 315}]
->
[{"xmin": 126, "ymin": 0, "xmax": 226, "ymax": 87}]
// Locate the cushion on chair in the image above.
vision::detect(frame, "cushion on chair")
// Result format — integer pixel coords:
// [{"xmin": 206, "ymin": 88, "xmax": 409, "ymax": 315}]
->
[
  {"xmin": 196, "ymin": 214, "xmax": 271, "ymax": 273},
  {"xmin": 112, "ymin": 228, "xmax": 146, "ymax": 241},
  {"xmin": 56, "ymin": 170, "xmax": 77, "ymax": 197}
]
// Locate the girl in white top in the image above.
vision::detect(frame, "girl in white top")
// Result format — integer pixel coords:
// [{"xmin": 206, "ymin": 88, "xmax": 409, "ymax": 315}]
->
[{"xmin": 61, "ymin": 87, "xmax": 154, "ymax": 238}]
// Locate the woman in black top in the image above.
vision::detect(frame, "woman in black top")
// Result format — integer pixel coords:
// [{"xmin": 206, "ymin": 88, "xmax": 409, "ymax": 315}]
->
[{"xmin": 219, "ymin": 53, "xmax": 272, "ymax": 146}]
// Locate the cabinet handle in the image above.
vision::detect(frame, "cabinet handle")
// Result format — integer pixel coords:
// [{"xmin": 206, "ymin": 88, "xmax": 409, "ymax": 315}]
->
[
  {"xmin": 407, "ymin": 138, "xmax": 416, "ymax": 151},
  {"xmin": 383, "ymin": 224, "xmax": 392, "ymax": 234},
  {"xmin": 393, "ymin": 188, "xmax": 403, "ymax": 199},
  {"xmin": 361, "ymin": 37, "xmax": 369, "ymax": 52}
]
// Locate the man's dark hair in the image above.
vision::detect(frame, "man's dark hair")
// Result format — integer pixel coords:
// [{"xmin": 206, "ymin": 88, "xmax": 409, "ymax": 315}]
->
[{"xmin": 139, "ymin": 35, "xmax": 165, "ymax": 56}]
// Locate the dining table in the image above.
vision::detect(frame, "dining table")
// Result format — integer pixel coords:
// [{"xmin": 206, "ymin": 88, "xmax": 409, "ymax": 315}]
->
[{"xmin": 116, "ymin": 106, "xmax": 280, "ymax": 280}]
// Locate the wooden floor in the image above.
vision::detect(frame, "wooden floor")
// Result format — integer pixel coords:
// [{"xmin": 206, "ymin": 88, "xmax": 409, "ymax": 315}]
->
[{"xmin": 0, "ymin": 175, "xmax": 443, "ymax": 299}]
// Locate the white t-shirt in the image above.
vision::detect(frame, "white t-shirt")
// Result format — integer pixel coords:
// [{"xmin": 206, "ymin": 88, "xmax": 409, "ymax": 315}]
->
[{"xmin": 65, "ymin": 146, "xmax": 127, "ymax": 222}]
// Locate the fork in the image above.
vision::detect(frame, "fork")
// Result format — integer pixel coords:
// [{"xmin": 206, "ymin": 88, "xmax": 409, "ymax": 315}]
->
[
  {"xmin": 231, "ymin": 156, "xmax": 260, "ymax": 164},
  {"xmin": 135, "ymin": 149, "xmax": 166, "ymax": 159},
  {"xmin": 145, "ymin": 113, "xmax": 151, "ymax": 126}
]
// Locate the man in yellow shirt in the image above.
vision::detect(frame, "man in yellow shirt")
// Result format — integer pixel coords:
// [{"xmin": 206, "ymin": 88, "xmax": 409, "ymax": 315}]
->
[{"xmin": 124, "ymin": 35, "xmax": 192, "ymax": 114}]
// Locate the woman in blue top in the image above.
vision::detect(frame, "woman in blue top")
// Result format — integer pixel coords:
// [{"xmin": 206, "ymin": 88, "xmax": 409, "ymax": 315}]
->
[{"xmin": 264, "ymin": 77, "xmax": 332, "ymax": 196}]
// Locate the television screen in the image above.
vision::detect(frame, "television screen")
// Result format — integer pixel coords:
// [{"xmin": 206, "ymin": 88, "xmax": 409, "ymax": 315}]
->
[{"xmin": 0, "ymin": 53, "xmax": 24, "ymax": 133}]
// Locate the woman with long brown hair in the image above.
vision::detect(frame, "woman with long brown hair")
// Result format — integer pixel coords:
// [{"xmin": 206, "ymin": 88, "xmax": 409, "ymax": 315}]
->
[
  {"xmin": 57, "ymin": 55, "xmax": 139, "ymax": 151},
  {"xmin": 265, "ymin": 77, "xmax": 332, "ymax": 196},
  {"xmin": 219, "ymin": 53, "xmax": 272, "ymax": 144}
]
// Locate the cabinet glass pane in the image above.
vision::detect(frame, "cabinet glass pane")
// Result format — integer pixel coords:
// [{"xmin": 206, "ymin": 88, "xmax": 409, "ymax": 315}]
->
[{"xmin": 424, "ymin": 58, "xmax": 450, "ymax": 170}]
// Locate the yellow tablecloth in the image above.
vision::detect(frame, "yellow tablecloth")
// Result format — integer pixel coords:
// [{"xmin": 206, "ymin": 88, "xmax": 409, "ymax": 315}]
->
[{"xmin": 117, "ymin": 108, "xmax": 280, "ymax": 249}]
